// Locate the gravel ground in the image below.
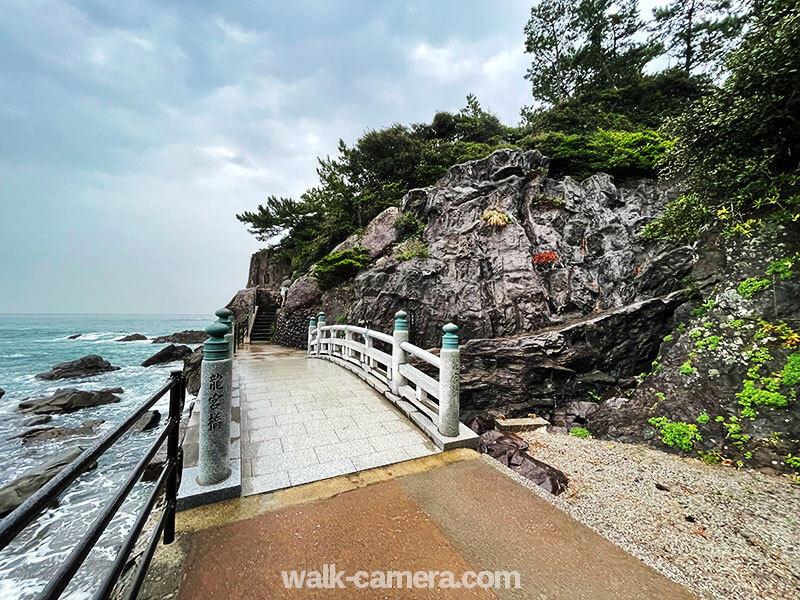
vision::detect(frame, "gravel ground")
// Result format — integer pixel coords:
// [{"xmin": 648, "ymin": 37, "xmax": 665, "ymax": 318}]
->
[{"xmin": 485, "ymin": 430, "xmax": 800, "ymax": 600}]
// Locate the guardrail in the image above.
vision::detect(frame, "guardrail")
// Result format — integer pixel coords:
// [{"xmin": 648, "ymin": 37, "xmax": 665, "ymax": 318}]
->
[
  {"xmin": 307, "ymin": 310, "xmax": 462, "ymax": 439},
  {"xmin": 0, "ymin": 370, "xmax": 185, "ymax": 600}
]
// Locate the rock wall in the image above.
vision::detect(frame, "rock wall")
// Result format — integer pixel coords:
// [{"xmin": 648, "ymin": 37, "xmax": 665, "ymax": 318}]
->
[
  {"xmin": 591, "ymin": 224, "xmax": 800, "ymax": 471},
  {"xmin": 248, "ymin": 248, "xmax": 291, "ymax": 289}
]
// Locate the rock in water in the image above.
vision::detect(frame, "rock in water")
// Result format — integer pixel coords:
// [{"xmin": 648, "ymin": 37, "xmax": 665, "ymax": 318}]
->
[
  {"xmin": 183, "ymin": 347, "xmax": 203, "ymax": 396},
  {"xmin": 18, "ymin": 388, "xmax": 122, "ymax": 414},
  {"xmin": 132, "ymin": 410, "xmax": 161, "ymax": 432},
  {"xmin": 0, "ymin": 388, "xmax": 4, "ymax": 400},
  {"xmin": 151, "ymin": 330, "xmax": 208, "ymax": 344},
  {"xmin": 0, "ymin": 447, "xmax": 89, "ymax": 517},
  {"xmin": 23, "ymin": 415, "xmax": 52, "ymax": 427},
  {"xmin": 67, "ymin": 334, "xmax": 81, "ymax": 340},
  {"xmin": 141, "ymin": 344, "xmax": 192, "ymax": 367},
  {"xmin": 119, "ymin": 333, "xmax": 147, "ymax": 342},
  {"xmin": 16, "ymin": 419, "xmax": 104, "ymax": 444},
  {"xmin": 478, "ymin": 429, "xmax": 568, "ymax": 495},
  {"xmin": 35, "ymin": 355, "xmax": 120, "ymax": 380}
]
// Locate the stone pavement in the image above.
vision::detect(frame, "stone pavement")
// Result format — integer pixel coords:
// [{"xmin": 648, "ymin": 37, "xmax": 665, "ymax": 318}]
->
[
  {"xmin": 144, "ymin": 451, "xmax": 697, "ymax": 599},
  {"xmin": 236, "ymin": 345, "xmax": 439, "ymax": 495}
]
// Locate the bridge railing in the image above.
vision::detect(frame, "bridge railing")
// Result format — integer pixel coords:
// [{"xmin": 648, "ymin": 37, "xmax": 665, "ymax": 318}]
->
[
  {"xmin": 307, "ymin": 310, "xmax": 461, "ymax": 438},
  {"xmin": 0, "ymin": 370, "xmax": 185, "ymax": 600}
]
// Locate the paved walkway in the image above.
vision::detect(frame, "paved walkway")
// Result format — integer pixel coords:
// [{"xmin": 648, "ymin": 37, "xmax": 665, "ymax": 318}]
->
[
  {"xmin": 145, "ymin": 451, "xmax": 696, "ymax": 599},
  {"xmin": 236, "ymin": 345, "xmax": 439, "ymax": 495}
]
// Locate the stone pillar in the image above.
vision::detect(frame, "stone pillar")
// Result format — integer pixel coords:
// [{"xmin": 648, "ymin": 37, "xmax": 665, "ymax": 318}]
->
[
  {"xmin": 197, "ymin": 322, "xmax": 232, "ymax": 486},
  {"xmin": 215, "ymin": 307, "xmax": 234, "ymax": 358},
  {"xmin": 391, "ymin": 310, "xmax": 409, "ymax": 395},
  {"xmin": 316, "ymin": 312, "xmax": 326, "ymax": 356},
  {"xmin": 438, "ymin": 323, "xmax": 460, "ymax": 437},
  {"xmin": 308, "ymin": 315, "xmax": 316, "ymax": 356}
]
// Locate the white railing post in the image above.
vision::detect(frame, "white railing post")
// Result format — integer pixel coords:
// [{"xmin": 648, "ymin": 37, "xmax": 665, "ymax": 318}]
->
[
  {"xmin": 363, "ymin": 331, "xmax": 373, "ymax": 373},
  {"xmin": 438, "ymin": 323, "xmax": 460, "ymax": 437},
  {"xmin": 316, "ymin": 312, "xmax": 325, "ymax": 356},
  {"xmin": 308, "ymin": 315, "xmax": 316, "ymax": 356},
  {"xmin": 391, "ymin": 310, "xmax": 409, "ymax": 394},
  {"xmin": 345, "ymin": 327, "xmax": 354, "ymax": 360}
]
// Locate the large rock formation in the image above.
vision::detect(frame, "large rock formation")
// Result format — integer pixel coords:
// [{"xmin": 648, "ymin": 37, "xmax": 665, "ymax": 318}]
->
[
  {"xmin": 0, "ymin": 447, "xmax": 91, "ymax": 517},
  {"xmin": 35, "ymin": 355, "xmax": 120, "ymax": 380},
  {"xmin": 15, "ymin": 419, "xmax": 104, "ymax": 444},
  {"xmin": 331, "ymin": 206, "xmax": 402, "ymax": 259},
  {"xmin": 18, "ymin": 388, "xmax": 122, "ymax": 414},
  {"xmin": 151, "ymin": 330, "xmax": 208, "ymax": 344},
  {"xmin": 248, "ymin": 248, "xmax": 291, "ymax": 289},
  {"xmin": 119, "ymin": 333, "xmax": 147, "ymax": 342},
  {"xmin": 141, "ymin": 344, "xmax": 192, "ymax": 367},
  {"xmin": 183, "ymin": 347, "xmax": 203, "ymax": 396},
  {"xmin": 591, "ymin": 224, "xmax": 800, "ymax": 471}
]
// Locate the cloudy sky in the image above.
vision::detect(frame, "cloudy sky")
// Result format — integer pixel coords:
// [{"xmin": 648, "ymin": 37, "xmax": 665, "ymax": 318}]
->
[{"xmin": 0, "ymin": 0, "xmax": 659, "ymax": 314}]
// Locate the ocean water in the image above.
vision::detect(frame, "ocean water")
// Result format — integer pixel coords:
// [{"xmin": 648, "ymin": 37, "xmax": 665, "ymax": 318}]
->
[{"xmin": 0, "ymin": 314, "xmax": 209, "ymax": 600}]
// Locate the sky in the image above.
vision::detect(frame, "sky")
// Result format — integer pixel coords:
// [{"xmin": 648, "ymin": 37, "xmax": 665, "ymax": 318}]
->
[{"xmin": 0, "ymin": 0, "xmax": 662, "ymax": 315}]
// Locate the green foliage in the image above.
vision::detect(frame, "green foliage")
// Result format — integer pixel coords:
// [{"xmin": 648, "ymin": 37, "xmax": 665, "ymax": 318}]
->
[
  {"xmin": 781, "ymin": 354, "xmax": 800, "ymax": 386},
  {"xmin": 737, "ymin": 277, "xmax": 771, "ymax": 298},
  {"xmin": 520, "ymin": 128, "xmax": 670, "ymax": 180},
  {"xmin": 524, "ymin": 0, "xmax": 658, "ymax": 104},
  {"xmin": 680, "ymin": 360, "xmax": 695, "ymax": 375},
  {"xmin": 690, "ymin": 299, "xmax": 715, "ymax": 317},
  {"xmin": 649, "ymin": 0, "xmax": 746, "ymax": 75},
  {"xmin": 586, "ymin": 391, "xmax": 602, "ymax": 402},
  {"xmin": 655, "ymin": 392, "xmax": 666, "ymax": 401},
  {"xmin": 650, "ymin": 0, "xmax": 800, "ymax": 241},
  {"xmin": 663, "ymin": 334, "xmax": 673, "ymax": 342},
  {"xmin": 238, "ymin": 96, "xmax": 512, "ymax": 274},
  {"xmin": 728, "ymin": 319, "xmax": 746, "ymax": 329},
  {"xmin": 767, "ymin": 253, "xmax": 800, "ymax": 279},
  {"xmin": 648, "ymin": 417, "xmax": 701, "ymax": 452},
  {"xmin": 394, "ymin": 212, "xmax": 425, "ymax": 241},
  {"xmin": 786, "ymin": 454, "xmax": 800, "ymax": 469},
  {"xmin": 696, "ymin": 413, "xmax": 710, "ymax": 424},
  {"xmin": 395, "ymin": 239, "xmax": 429, "ymax": 262},
  {"xmin": 698, "ymin": 450, "xmax": 722, "ymax": 464},
  {"xmin": 569, "ymin": 427, "xmax": 592, "ymax": 438},
  {"xmin": 481, "ymin": 208, "xmax": 512, "ymax": 227},
  {"xmin": 696, "ymin": 335, "xmax": 722, "ymax": 351},
  {"xmin": 313, "ymin": 248, "xmax": 371, "ymax": 291}
]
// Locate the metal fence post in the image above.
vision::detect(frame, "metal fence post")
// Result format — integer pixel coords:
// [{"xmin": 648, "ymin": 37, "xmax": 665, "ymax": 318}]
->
[
  {"xmin": 163, "ymin": 369, "xmax": 184, "ymax": 544},
  {"xmin": 438, "ymin": 323, "xmax": 460, "ymax": 437},
  {"xmin": 391, "ymin": 310, "xmax": 409, "ymax": 395},
  {"xmin": 197, "ymin": 322, "xmax": 232, "ymax": 486},
  {"xmin": 316, "ymin": 312, "xmax": 326, "ymax": 356}
]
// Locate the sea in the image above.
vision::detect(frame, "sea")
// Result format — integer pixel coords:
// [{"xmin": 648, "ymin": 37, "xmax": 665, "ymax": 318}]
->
[{"xmin": 0, "ymin": 314, "xmax": 210, "ymax": 600}]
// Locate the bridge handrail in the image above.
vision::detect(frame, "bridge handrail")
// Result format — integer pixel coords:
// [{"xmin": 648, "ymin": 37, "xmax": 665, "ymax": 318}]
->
[
  {"xmin": 308, "ymin": 311, "xmax": 461, "ymax": 438},
  {"xmin": 0, "ymin": 371, "xmax": 185, "ymax": 600}
]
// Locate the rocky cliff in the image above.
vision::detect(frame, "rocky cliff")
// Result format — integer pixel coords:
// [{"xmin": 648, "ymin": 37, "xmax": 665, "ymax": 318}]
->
[{"xmin": 244, "ymin": 148, "xmax": 800, "ymax": 472}]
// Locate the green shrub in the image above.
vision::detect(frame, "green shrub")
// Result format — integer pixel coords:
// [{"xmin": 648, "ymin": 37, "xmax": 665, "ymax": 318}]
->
[
  {"xmin": 569, "ymin": 427, "xmax": 591, "ymax": 438},
  {"xmin": 782, "ymin": 354, "xmax": 800, "ymax": 386},
  {"xmin": 648, "ymin": 417, "xmax": 701, "ymax": 452},
  {"xmin": 395, "ymin": 239, "xmax": 429, "ymax": 262},
  {"xmin": 394, "ymin": 212, "xmax": 425, "ymax": 240},
  {"xmin": 521, "ymin": 128, "xmax": 670, "ymax": 180},
  {"xmin": 737, "ymin": 278, "xmax": 771, "ymax": 298},
  {"xmin": 313, "ymin": 247, "xmax": 371, "ymax": 290},
  {"xmin": 679, "ymin": 360, "xmax": 695, "ymax": 376},
  {"xmin": 696, "ymin": 413, "xmax": 710, "ymax": 424}
]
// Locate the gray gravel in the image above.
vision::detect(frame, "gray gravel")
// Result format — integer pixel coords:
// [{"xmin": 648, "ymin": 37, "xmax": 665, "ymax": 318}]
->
[{"xmin": 484, "ymin": 430, "xmax": 800, "ymax": 600}]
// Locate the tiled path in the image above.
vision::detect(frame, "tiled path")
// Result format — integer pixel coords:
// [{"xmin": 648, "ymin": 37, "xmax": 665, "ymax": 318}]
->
[{"xmin": 236, "ymin": 345, "xmax": 439, "ymax": 496}]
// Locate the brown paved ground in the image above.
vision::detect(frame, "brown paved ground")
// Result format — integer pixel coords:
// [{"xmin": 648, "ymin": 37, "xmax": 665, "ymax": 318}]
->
[{"xmin": 144, "ymin": 451, "xmax": 696, "ymax": 600}]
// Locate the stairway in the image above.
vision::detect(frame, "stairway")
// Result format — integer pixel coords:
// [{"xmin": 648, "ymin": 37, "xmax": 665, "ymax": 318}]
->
[{"xmin": 249, "ymin": 305, "xmax": 278, "ymax": 343}]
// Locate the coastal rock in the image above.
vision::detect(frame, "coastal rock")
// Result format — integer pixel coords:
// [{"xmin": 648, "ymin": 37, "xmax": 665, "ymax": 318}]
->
[
  {"xmin": 132, "ymin": 410, "xmax": 160, "ymax": 432},
  {"xmin": 0, "ymin": 447, "xmax": 91, "ymax": 517},
  {"xmin": 16, "ymin": 419, "xmax": 104, "ymax": 444},
  {"xmin": 67, "ymin": 334, "xmax": 81, "ymax": 340},
  {"xmin": 141, "ymin": 344, "xmax": 192, "ymax": 367},
  {"xmin": 226, "ymin": 288, "xmax": 257, "ymax": 322},
  {"xmin": 23, "ymin": 415, "xmax": 52, "ymax": 427},
  {"xmin": 0, "ymin": 388, "xmax": 4, "ymax": 400},
  {"xmin": 35, "ymin": 355, "xmax": 120, "ymax": 380},
  {"xmin": 142, "ymin": 402, "xmax": 191, "ymax": 482},
  {"xmin": 18, "ymin": 388, "xmax": 122, "ymax": 414},
  {"xmin": 119, "ymin": 333, "xmax": 147, "ymax": 342},
  {"xmin": 151, "ymin": 330, "xmax": 208, "ymax": 344},
  {"xmin": 183, "ymin": 347, "xmax": 203, "ymax": 396}
]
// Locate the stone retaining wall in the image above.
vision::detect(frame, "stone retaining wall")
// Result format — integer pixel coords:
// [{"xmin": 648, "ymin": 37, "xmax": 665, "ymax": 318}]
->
[{"xmin": 272, "ymin": 309, "xmax": 312, "ymax": 349}]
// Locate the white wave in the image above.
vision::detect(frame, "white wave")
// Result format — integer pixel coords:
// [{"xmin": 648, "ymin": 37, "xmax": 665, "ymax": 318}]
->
[{"xmin": 0, "ymin": 353, "xmax": 26, "ymax": 358}]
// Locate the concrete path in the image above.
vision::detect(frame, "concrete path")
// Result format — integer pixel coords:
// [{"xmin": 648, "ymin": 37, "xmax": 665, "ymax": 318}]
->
[
  {"xmin": 144, "ymin": 451, "xmax": 696, "ymax": 599},
  {"xmin": 236, "ymin": 345, "xmax": 439, "ymax": 495}
]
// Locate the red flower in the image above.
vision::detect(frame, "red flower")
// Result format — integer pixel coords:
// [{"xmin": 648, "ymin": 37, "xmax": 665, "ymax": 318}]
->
[{"xmin": 533, "ymin": 251, "xmax": 558, "ymax": 265}]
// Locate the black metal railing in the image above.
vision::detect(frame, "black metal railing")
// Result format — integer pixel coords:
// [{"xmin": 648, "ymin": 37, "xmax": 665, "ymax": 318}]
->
[
  {"xmin": 0, "ymin": 370, "xmax": 186, "ymax": 600},
  {"xmin": 233, "ymin": 316, "xmax": 248, "ymax": 354}
]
